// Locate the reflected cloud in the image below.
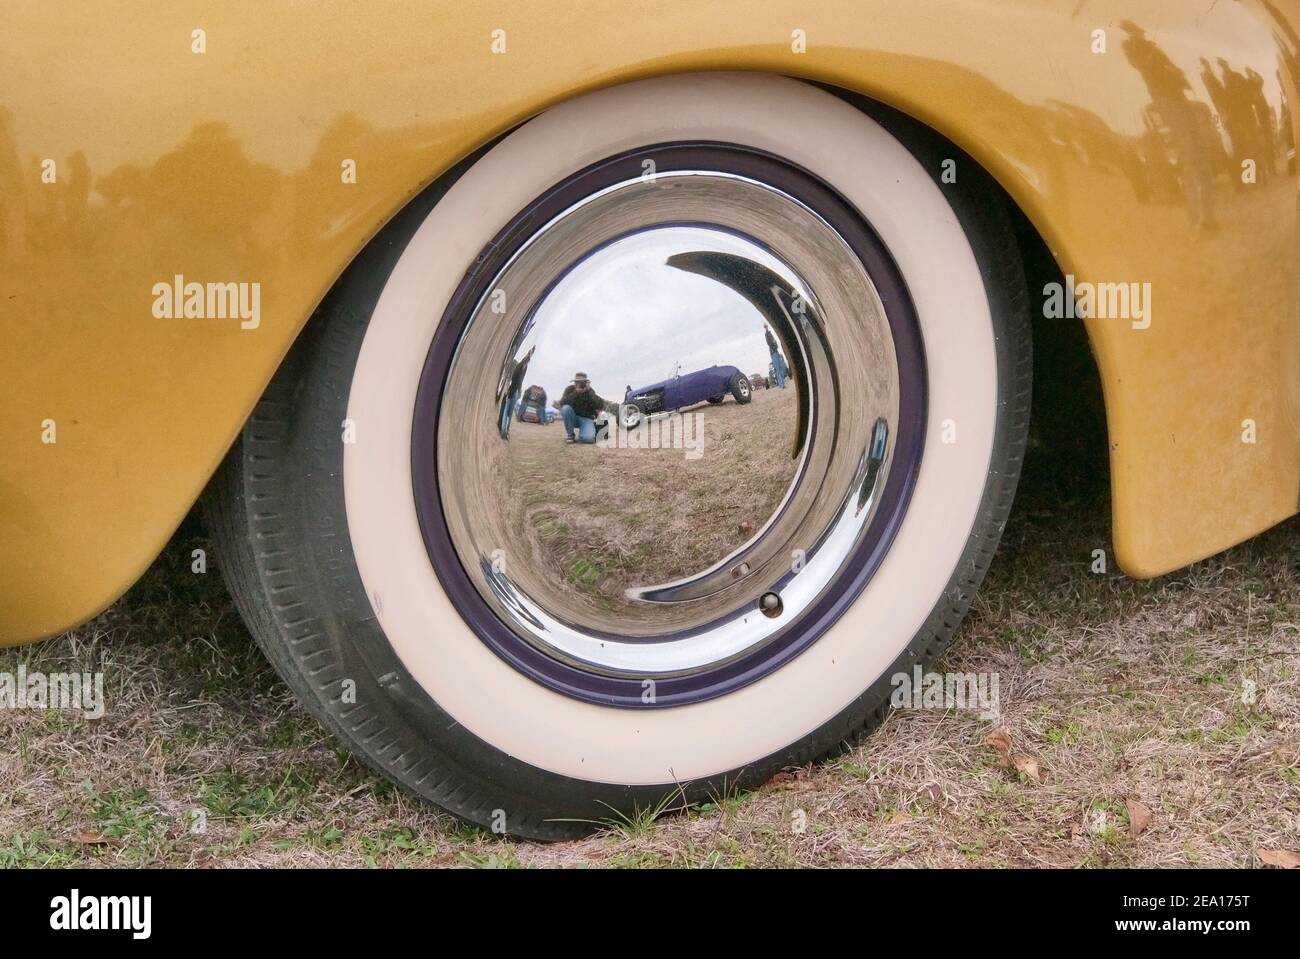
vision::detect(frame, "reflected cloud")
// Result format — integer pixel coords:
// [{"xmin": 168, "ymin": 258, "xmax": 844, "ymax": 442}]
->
[{"xmin": 516, "ymin": 227, "xmax": 795, "ymax": 403}]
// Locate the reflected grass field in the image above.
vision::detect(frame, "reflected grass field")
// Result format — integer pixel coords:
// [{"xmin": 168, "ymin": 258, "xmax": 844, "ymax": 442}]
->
[{"xmin": 502, "ymin": 386, "xmax": 799, "ymax": 616}]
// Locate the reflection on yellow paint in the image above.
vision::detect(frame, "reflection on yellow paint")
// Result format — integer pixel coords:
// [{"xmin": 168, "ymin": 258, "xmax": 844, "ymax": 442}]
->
[{"xmin": 0, "ymin": 0, "xmax": 1296, "ymax": 641}]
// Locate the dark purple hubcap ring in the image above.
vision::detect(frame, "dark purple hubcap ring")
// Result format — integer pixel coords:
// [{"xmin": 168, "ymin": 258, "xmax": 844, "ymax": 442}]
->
[{"xmin": 410, "ymin": 142, "xmax": 927, "ymax": 708}]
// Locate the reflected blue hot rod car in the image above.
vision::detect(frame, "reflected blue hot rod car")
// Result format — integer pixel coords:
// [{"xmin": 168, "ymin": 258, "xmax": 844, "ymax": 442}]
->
[{"xmin": 621, "ymin": 363, "xmax": 752, "ymax": 427}]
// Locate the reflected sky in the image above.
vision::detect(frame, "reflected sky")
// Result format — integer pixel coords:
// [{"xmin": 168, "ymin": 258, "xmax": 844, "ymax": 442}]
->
[{"xmin": 518, "ymin": 226, "xmax": 795, "ymax": 400}]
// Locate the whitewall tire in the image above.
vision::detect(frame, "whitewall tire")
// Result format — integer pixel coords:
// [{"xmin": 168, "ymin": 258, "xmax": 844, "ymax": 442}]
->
[{"xmin": 208, "ymin": 73, "xmax": 1031, "ymax": 838}]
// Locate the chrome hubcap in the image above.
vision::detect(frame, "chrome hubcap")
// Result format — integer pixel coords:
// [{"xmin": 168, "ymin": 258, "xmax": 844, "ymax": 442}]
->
[{"xmin": 436, "ymin": 165, "xmax": 901, "ymax": 677}]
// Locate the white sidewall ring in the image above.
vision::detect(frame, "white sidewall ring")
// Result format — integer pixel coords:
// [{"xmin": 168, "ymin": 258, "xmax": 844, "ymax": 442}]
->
[{"xmin": 344, "ymin": 73, "xmax": 997, "ymax": 785}]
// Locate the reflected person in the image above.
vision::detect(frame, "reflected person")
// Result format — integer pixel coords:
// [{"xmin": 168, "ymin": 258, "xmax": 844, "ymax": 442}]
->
[
  {"xmin": 765, "ymin": 327, "xmax": 788, "ymax": 389},
  {"xmin": 499, "ymin": 345, "xmax": 534, "ymax": 437},
  {"xmin": 558, "ymin": 372, "xmax": 609, "ymax": 444}
]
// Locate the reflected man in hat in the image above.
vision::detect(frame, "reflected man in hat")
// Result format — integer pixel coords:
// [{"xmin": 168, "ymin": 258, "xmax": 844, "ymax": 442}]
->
[{"xmin": 557, "ymin": 372, "xmax": 609, "ymax": 444}]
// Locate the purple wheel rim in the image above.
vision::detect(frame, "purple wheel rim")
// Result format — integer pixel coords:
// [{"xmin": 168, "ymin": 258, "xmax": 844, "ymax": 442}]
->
[{"xmin": 409, "ymin": 142, "xmax": 927, "ymax": 708}]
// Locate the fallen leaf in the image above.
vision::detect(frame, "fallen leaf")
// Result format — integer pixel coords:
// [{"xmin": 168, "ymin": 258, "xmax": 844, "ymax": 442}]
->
[
  {"xmin": 1012, "ymin": 753, "xmax": 1043, "ymax": 783},
  {"xmin": 1258, "ymin": 849, "xmax": 1300, "ymax": 868},
  {"xmin": 71, "ymin": 831, "xmax": 112, "ymax": 845},
  {"xmin": 1126, "ymin": 798, "xmax": 1152, "ymax": 839},
  {"xmin": 984, "ymin": 727, "xmax": 1014, "ymax": 764},
  {"xmin": 984, "ymin": 728, "xmax": 1043, "ymax": 782}
]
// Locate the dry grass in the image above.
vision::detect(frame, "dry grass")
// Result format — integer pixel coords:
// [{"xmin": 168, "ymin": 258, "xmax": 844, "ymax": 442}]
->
[{"xmin": 2, "ymin": 425, "xmax": 1298, "ymax": 868}]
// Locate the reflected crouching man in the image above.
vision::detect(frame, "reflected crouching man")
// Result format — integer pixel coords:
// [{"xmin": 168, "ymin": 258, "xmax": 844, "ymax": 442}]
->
[{"xmin": 558, "ymin": 372, "xmax": 609, "ymax": 444}]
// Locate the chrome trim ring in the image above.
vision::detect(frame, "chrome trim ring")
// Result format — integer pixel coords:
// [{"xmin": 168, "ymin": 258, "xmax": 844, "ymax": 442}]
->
[{"xmin": 411, "ymin": 143, "xmax": 927, "ymax": 706}]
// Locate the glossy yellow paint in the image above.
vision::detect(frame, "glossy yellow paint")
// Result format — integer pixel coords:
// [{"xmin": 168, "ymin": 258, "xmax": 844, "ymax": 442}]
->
[{"xmin": 1, "ymin": 1, "xmax": 1297, "ymax": 644}]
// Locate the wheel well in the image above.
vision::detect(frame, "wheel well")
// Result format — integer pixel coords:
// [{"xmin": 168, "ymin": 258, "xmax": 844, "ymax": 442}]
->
[
  {"xmin": 300, "ymin": 76, "xmax": 1110, "ymax": 515},
  {"xmin": 825, "ymin": 85, "xmax": 1110, "ymax": 508}
]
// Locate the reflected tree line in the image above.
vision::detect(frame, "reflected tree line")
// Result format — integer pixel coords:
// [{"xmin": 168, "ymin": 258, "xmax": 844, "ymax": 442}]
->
[
  {"xmin": 0, "ymin": 19, "xmax": 1295, "ymax": 263},
  {"xmin": 1029, "ymin": 20, "xmax": 1293, "ymax": 234},
  {"xmin": 1118, "ymin": 21, "xmax": 1289, "ymax": 230},
  {"xmin": 0, "ymin": 112, "xmax": 404, "ymax": 281}
]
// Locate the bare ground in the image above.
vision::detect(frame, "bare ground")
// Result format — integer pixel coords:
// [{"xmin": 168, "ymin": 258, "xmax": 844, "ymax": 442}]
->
[{"xmin": 2, "ymin": 428, "xmax": 1298, "ymax": 868}]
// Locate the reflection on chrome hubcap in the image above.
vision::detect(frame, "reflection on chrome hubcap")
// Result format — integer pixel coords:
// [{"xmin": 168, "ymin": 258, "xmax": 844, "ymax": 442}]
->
[
  {"xmin": 436, "ymin": 164, "xmax": 900, "ymax": 677},
  {"xmin": 409, "ymin": 143, "xmax": 925, "ymax": 705}
]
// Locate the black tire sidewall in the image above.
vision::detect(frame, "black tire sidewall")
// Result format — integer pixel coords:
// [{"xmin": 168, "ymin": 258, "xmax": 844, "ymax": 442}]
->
[{"xmin": 212, "ymin": 110, "xmax": 1031, "ymax": 841}]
